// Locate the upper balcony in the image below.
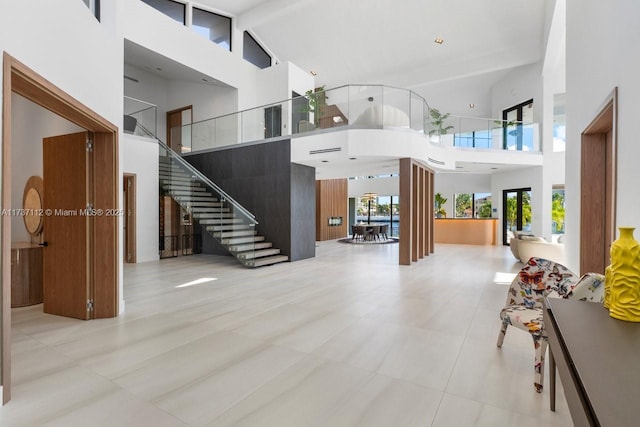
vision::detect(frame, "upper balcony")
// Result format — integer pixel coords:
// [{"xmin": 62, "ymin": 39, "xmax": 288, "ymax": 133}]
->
[{"xmin": 124, "ymin": 84, "xmax": 542, "ymax": 177}]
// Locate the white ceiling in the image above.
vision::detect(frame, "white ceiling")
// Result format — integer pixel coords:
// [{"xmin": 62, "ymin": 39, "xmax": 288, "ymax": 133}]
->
[
  {"xmin": 223, "ymin": 0, "xmax": 547, "ymax": 108},
  {"xmin": 126, "ymin": 0, "xmax": 551, "ymax": 176}
]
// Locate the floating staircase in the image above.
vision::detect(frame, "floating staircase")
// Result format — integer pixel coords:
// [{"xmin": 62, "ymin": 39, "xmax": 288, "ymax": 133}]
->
[{"xmin": 158, "ymin": 142, "xmax": 288, "ymax": 268}]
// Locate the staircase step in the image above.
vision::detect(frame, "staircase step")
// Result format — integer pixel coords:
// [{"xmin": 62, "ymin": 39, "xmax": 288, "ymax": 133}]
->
[
  {"xmin": 198, "ymin": 218, "xmax": 244, "ymax": 225},
  {"xmin": 228, "ymin": 242, "xmax": 273, "ymax": 252},
  {"xmin": 164, "ymin": 186, "xmax": 207, "ymax": 192},
  {"xmin": 222, "ymin": 235, "xmax": 265, "ymax": 245},
  {"xmin": 177, "ymin": 200, "xmax": 223, "ymax": 208},
  {"xmin": 206, "ymin": 224, "xmax": 252, "ymax": 232},
  {"xmin": 191, "ymin": 207, "xmax": 231, "ymax": 217},
  {"xmin": 245, "ymin": 255, "xmax": 289, "ymax": 268},
  {"xmin": 237, "ymin": 248, "xmax": 281, "ymax": 260},
  {"xmin": 170, "ymin": 192, "xmax": 217, "ymax": 200},
  {"xmin": 216, "ymin": 229, "xmax": 256, "ymax": 239},
  {"xmin": 192, "ymin": 211, "xmax": 233, "ymax": 218}
]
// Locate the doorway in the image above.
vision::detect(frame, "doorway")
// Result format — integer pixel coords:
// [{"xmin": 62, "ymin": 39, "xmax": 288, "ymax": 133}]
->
[
  {"xmin": 503, "ymin": 188, "xmax": 532, "ymax": 245},
  {"xmin": 503, "ymin": 99, "xmax": 533, "ymax": 150},
  {"xmin": 580, "ymin": 88, "xmax": 617, "ymax": 275},
  {"xmin": 167, "ymin": 105, "xmax": 192, "ymax": 153},
  {"xmin": 2, "ymin": 53, "xmax": 119, "ymax": 403},
  {"xmin": 124, "ymin": 174, "xmax": 136, "ymax": 263}
]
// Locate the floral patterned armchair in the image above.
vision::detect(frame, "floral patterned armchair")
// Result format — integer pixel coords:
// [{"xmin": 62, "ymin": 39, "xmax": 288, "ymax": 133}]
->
[{"xmin": 497, "ymin": 257, "xmax": 605, "ymax": 392}]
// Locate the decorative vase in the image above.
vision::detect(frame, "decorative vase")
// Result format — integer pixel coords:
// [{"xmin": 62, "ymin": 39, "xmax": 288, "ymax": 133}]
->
[{"xmin": 607, "ymin": 227, "xmax": 640, "ymax": 322}]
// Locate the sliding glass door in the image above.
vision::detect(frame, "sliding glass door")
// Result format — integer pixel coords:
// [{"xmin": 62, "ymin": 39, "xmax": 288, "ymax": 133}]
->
[{"xmin": 503, "ymin": 188, "xmax": 532, "ymax": 245}]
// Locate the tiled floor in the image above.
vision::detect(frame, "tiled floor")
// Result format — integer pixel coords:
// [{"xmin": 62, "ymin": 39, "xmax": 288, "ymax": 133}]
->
[{"xmin": 1, "ymin": 241, "xmax": 573, "ymax": 426}]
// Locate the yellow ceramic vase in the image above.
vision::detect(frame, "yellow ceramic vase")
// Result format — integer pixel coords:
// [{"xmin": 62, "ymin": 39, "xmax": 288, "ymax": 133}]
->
[{"xmin": 607, "ymin": 227, "xmax": 640, "ymax": 322}]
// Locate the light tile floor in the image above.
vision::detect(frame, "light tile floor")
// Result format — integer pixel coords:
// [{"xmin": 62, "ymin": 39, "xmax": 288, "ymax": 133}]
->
[{"xmin": 1, "ymin": 241, "xmax": 573, "ymax": 426}]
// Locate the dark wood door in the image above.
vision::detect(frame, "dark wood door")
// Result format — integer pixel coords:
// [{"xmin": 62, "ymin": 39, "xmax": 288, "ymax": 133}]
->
[{"xmin": 43, "ymin": 131, "xmax": 91, "ymax": 320}]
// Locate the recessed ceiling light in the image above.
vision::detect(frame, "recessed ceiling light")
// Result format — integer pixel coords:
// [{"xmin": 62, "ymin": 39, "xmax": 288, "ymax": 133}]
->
[
  {"xmin": 491, "ymin": 167, "xmax": 498, "ymax": 170},
  {"xmin": 349, "ymin": 157, "xmax": 356, "ymax": 160},
  {"xmin": 469, "ymin": 103, "xmax": 475, "ymax": 108},
  {"xmin": 434, "ymin": 37, "xmax": 444, "ymax": 45},
  {"xmin": 310, "ymin": 70, "xmax": 317, "ymax": 76},
  {"xmin": 156, "ymin": 67, "xmax": 163, "ymax": 71},
  {"xmin": 456, "ymin": 166, "xmax": 463, "ymax": 169},
  {"xmin": 202, "ymin": 78, "xmax": 208, "ymax": 82},
  {"xmin": 321, "ymin": 160, "xmax": 328, "ymax": 163}
]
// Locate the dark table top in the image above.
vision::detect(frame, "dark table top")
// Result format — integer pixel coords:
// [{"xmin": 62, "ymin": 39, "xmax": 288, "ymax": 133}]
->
[{"xmin": 546, "ymin": 298, "xmax": 640, "ymax": 427}]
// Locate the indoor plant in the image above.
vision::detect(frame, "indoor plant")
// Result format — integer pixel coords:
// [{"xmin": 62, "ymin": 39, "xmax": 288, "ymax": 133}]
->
[{"xmin": 435, "ymin": 192, "xmax": 448, "ymax": 218}]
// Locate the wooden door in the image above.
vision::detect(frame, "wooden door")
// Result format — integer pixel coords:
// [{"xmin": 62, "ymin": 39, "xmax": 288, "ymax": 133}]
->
[
  {"xmin": 166, "ymin": 106, "xmax": 192, "ymax": 153},
  {"xmin": 43, "ymin": 131, "xmax": 91, "ymax": 320}
]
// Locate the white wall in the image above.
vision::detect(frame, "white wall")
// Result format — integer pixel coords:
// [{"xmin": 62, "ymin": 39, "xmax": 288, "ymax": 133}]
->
[
  {"xmin": 491, "ymin": 62, "xmax": 543, "ymax": 124},
  {"xmin": 122, "ymin": 135, "xmax": 159, "ymax": 263},
  {"xmin": 0, "ymin": 0, "xmax": 125, "ymax": 322},
  {"xmin": 10, "ymin": 94, "xmax": 84, "ymax": 243},
  {"xmin": 491, "ymin": 166, "xmax": 544, "ymax": 244},
  {"xmin": 565, "ymin": 1, "xmax": 640, "ymax": 272}
]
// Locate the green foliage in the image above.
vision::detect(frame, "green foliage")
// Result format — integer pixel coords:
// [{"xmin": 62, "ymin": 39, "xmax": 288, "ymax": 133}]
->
[
  {"xmin": 552, "ymin": 191, "xmax": 565, "ymax": 232},
  {"xmin": 478, "ymin": 201, "xmax": 492, "ymax": 218},
  {"xmin": 435, "ymin": 192, "xmax": 448, "ymax": 217},
  {"xmin": 506, "ymin": 192, "xmax": 532, "ymax": 231},
  {"xmin": 301, "ymin": 86, "xmax": 327, "ymax": 125},
  {"xmin": 429, "ymin": 108, "xmax": 454, "ymax": 136},
  {"xmin": 455, "ymin": 193, "xmax": 472, "ymax": 217}
]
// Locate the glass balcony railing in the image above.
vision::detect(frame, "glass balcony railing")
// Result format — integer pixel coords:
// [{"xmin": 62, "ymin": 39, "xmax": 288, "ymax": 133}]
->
[
  {"xmin": 427, "ymin": 114, "xmax": 539, "ymax": 152},
  {"xmin": 124, "ymin": 96, "xmax": 157, "ymax": 138},
  {"xmin": 162, "ymin": 84, "xmax": 538, "ymax": 154}
]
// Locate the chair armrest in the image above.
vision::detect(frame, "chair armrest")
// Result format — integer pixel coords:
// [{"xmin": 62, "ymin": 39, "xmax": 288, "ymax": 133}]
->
[{"xmin": 566, "ymin": 273, "xmax": 606, "ymax": 302}]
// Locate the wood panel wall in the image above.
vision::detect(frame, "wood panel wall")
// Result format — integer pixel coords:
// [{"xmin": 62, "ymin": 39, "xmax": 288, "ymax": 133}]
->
[
  {"xmin": 399, "ymin": 158, "xmax": 434, "ymax": 265},
  {"xmin": 316, "ymin": 178, "xmax": 348, "ymax": 241}
]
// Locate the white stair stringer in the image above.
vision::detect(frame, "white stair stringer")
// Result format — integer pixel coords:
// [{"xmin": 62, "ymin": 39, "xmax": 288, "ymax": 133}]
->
[{"xmin": 159, "ymin": 155, "xmax": 288, "ymax": 268}]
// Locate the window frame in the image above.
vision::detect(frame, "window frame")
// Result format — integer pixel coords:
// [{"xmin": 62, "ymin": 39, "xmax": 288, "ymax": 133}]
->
[
  {"xmin": 191, "ymin": 6, "xmax": 233, "ymax": 51},
  {"xmin": 243, "ymin": 31, "xmax": 272, "ymax": 69}
]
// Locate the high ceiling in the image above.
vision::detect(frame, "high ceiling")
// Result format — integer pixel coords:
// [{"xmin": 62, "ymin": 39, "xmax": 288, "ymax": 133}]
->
[{"xmin": 197, "ymin": 0, "xmax": 548, "ymax": 116}]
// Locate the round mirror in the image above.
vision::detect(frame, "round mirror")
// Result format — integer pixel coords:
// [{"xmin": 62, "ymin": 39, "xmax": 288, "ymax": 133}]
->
[{"xmin": 23, "ymin": 176, "xmax": 44, "ymax": 236}]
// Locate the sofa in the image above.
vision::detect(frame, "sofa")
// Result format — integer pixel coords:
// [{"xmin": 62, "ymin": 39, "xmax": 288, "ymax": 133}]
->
[{"xmin": 510, "ymin": 233, "xmax": 565, "ymax": 265}]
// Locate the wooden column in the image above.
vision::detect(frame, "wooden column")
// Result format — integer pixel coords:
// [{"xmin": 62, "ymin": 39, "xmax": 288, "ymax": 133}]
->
[
  {"xmin": 429, "ymin": 170, "xmax": 435, "ymax": 253},
  {"xmin": 399, "ymin": 158, "xmax": 435, "ymax": 265},
  {"xmin": 399, "ymin": 158, "xmax": 413, "ymax": 265}
]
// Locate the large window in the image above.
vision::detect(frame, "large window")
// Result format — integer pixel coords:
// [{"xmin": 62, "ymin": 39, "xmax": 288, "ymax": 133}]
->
[
  {"xmin": 243, "ymin": 32, "xmax": 271, "ymax": 69},
  {"xmin": 192, "ymin": 8, "xmax": 231, "ymax": 51},
  {"xmin": 454, "ymin": 193, "xmax": 492, "ymax": 218},
  {"xmin": 140, "ymin": 0, "xmax": 186, "ymax": 24}
]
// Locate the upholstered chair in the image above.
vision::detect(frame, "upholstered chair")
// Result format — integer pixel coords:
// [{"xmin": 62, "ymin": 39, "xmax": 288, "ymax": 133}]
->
[{"xmin": 497, "ymin": 257, "xmax": 605, "ymax": 392}]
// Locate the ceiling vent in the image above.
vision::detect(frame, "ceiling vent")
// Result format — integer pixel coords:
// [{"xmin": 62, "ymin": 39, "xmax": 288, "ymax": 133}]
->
[
  {"xmin": 427, "ymin": 157, "xmax": 445, "ymax": 165},
  {"xmin": 309, "ymin": 147, "xmax": 341, "ymax": 155}
]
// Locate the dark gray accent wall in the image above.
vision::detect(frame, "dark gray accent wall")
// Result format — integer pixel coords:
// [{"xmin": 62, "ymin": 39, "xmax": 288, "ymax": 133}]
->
[{"xmin": 185, "ymin": 139, "xmax": 315, "ymax": 262}]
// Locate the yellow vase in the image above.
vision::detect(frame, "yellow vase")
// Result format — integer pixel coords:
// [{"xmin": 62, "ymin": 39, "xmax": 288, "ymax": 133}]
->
[{"xmin": 607, "ymin": 227, "xmax": 640, "ymax": 322}]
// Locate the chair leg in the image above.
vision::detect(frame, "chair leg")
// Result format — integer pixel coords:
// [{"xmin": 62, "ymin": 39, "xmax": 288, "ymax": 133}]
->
[
  {"xmin": 533, "ymin": 335, "xmax": 548, "ymax": 393},
  {"xmin": 496, "ymin": 322, "xmax": 508, "ymax": 348}
]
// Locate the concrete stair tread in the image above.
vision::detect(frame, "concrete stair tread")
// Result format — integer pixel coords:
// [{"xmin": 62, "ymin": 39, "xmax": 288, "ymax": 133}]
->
[
  {"xmin": 246, "ymin": 255, "xmax": 289, "ymax": 267},
  {"xmin": 237, "ymin": 248, "xmax": 281, "ymax": 259},
  {"xmin": 222, "ymin": 235, "xmax": 265, "ymax": 245},
  {"xmin": 228, "ymin": 242, "xmax": 273, "ymax": 252}
]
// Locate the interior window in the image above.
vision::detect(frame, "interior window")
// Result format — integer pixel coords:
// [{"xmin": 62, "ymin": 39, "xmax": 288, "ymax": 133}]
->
[
  {"xmin": 243, "ymin": 32, "xmax": 271, "ymax": 69},
  {"xmin": 140, "ymin": 0, "xmax": 186, "ymax": 25},
  {"xmin": 192, "ymin": 8, "xmax": 232, "ymax": 51}
]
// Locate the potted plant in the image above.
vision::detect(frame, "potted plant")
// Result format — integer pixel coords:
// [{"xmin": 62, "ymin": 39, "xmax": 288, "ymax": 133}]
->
[
  {"xmin": 435, "ymin": 192, "xmax": 448, "ymax": 218},
  {"xmin": 301, "ymin": 86, "xmax": 327, "ymax": 127},
  {"xmin": 428, "ymin": 108, "xmax": 454, "ymax": 136}
]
